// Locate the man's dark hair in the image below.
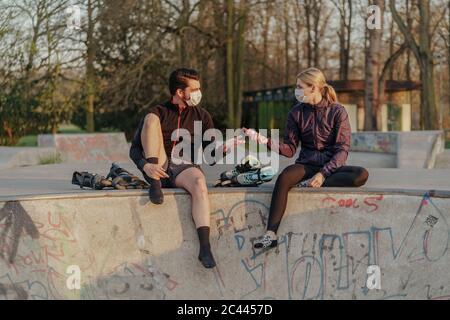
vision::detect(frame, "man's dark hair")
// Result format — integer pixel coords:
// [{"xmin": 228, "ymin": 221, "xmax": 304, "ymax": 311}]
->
[{"xmin": 169, "ymin": 68, "xmax": 200, "ymax": 95}]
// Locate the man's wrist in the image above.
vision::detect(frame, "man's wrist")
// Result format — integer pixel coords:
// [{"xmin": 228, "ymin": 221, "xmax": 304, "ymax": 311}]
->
[{"xmin": 138, "ymin": 159, "xmax": 148, "ymax": 171}]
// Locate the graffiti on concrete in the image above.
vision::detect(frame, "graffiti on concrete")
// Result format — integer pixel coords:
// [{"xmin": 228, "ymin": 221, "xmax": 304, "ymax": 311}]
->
[
  {"xmin": 351, "ymin": 133, "xmax": 397, "ymax": 154},
  {"xmin": 211, "ymin": 192, "xmax": 450, "ymax": 300},
  {"xmin": 80, "ymin": 259, "xmax": 178, "ymax": 300},
  {"xmin": 1, "ymin": 192, "xmax": 449, "ymax": 300},
  {"xmin": 0, "ymin": 282, "xmax": 28, "ymax": 300},
  {"xmin": 38, "ymin": 133, "xmax": 130, "ymax": 162},
  {"xmin": 0, "ymin": 201, "xmax": 39, "ymax": 264},
  {"xmin": 0, "ymin": 202, "xmax": 96, "ymax": 300},
  {"xmin": 0, "ymin": 200, "xmax": 178, "ymax": 300}
]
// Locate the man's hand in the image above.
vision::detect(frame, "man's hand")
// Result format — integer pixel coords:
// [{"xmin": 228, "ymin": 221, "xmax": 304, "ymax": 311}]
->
[
  {"xmin": 143, "ymin": 163, "xmax": 169, "ymax": 179},
  {"xmin": 308, "ymin": 172, "xmax": 325, "ymax": 188},
  {"xmin": 243, "ymin": 128, "xmax": 268, "ymax": 144}
]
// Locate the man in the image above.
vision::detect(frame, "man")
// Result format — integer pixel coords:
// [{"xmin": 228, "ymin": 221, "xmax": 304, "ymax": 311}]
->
[{"xmin": 130, "ymin": 68, "xmax": 241, "ymax": 269}]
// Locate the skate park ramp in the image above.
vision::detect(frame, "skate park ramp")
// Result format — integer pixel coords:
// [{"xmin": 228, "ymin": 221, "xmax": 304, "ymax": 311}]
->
[
  {"xmin": 1, "ymin": 187, "xmax": 450, "ymax": 300},
  {"xmin": 37, "ymin": 133, "xmax": 130, "ymax": 163}
]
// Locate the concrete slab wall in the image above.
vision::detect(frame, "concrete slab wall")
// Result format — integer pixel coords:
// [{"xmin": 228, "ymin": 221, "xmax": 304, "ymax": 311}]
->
[
  {"xmin": 351, "ymin": 132, "xmax": 398, "ymax": 154},
  {"xmin": 351, "ymin": 131, "xmax": 446, "ymax": 169},
  {"xmin": 0, "ymin": 147, "xmax": 59, "ymax": 170},
  {"xmin": 2, "ymin": 131, "xmax": 435, "ymax": 170},
  {"xmin": 347, "ymin": 152, "xmax": 397, "ymax": 168},
  {"xmin": 397, "ymin": 131, "xmax": 445, "ymax": 169},
  {"xmin": 1, "ymin": 188, "xmax": 449, "ymax": 300},
  {"xmin": 37, "ymin": 133, "xmax": 129, "ymax": 163}
]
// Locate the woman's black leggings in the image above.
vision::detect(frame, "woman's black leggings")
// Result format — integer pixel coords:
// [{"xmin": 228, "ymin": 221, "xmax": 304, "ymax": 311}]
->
[{"xmin": 267, "ymin": 164, "xmax": 369, "ymax": 233}]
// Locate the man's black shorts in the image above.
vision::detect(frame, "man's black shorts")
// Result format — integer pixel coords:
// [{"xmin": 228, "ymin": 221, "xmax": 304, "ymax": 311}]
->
[{"xmin": 142, "ymin": 159, "xmax": 204, "ymax": 188}]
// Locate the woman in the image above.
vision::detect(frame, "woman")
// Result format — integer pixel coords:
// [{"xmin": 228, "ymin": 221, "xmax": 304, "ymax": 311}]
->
[{"xmin": 244, "ymin": 67, "xmax": 369, "ymax": 249}]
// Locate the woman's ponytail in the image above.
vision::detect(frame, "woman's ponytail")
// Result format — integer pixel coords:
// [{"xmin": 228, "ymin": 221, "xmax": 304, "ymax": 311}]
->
[{"xmin": 322, "ymin": 83, "xmax": 337, "ymax": 104}]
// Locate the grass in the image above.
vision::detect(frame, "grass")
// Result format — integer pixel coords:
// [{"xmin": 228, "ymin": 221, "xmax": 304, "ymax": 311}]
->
[
  {"xmin": 58, "ymin": 123, "xmax": 85, "ymax": 134},
  {"xmin": 15, "ymin": 135, "xmax": 38, "ymax": 147},
  {"xmin": 446, "ymin": 141, "xmax": 450, "ymax": 149},
  {"xmin": 39, "ymin": 153, "xmax": 63, "ymax": 165},
  {"xmin": 14, "ymin": 124, "xmax": 123, "ymax": 147}
]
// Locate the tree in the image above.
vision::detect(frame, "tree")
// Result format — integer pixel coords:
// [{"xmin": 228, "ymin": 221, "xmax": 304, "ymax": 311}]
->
[
  {"xmin": 303, "ymin": 0, "xmax": 332, "ymax": 68},
  {"xmin": 331, "ymin": 0, "xmax": 353, "ymax": 80},
  {"xmin": 364, "ymin": 0, "xmax": 384, "ymax": 131},
  {"xmin": 224, "ymin": 0, "xmax": 250, "ymax": 128},
  {"xmin": 225, "ymin": 0, "xmax": 235, "ymax": 128},
  {"xmin": 389, "ymin": 0, "xmax": 438, "ymax": 130},
  {"xmin": 439, "ymin": 1, "xmax": 450, "ymax": 108},
  {"xmin": 85, "ymin": 0, "xmax": 98, "ymax": 132},
  {"xmin": 0, "ymin": 0, "xmax": 75, "ymax": 144}
]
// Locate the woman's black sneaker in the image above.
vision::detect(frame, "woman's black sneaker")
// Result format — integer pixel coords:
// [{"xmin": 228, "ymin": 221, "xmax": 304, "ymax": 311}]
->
[{"xmin": 254, "ymin": 233, "xmax": 278, "ymax": 249}]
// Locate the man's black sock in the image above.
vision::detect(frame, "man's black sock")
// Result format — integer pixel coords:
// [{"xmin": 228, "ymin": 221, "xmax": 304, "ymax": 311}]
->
[
  {"xmin": 146, "ymin": 157, "xmax": 164, "ymax": 205},
  {"xmin": 197, "ymin": 226, "xmax": 216, "ymax": 268}
]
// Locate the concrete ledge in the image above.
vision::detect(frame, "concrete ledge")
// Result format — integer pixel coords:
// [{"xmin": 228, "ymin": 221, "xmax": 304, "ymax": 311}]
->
[
  {"xmin": 1, "ymin": 188, "xmax": 450, "ymax": 299},
  {"xmin": 347, "ymin": 151, "xmax": 396, "ymax": 168},
  {"xmin": 1, "ymin": 187, "xmax": 450, "ymax": 202}
]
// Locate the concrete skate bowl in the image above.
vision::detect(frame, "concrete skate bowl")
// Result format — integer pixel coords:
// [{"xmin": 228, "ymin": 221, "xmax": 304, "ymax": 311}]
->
[{"xmin": 0, "ymin": 187, "xmax": 449, "ymax": 300}]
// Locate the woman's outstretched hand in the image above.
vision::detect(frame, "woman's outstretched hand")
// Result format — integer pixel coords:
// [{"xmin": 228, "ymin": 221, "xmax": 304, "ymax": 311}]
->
[
  {"xmin": 242, "ymin": 127, "xmax": 269, "ymax": 144},
  {"xmin": 308, "ymin": 172, "xmax": 325, "ymax": 188},
  {"xmin": 223, "ymin": 135, "xmax": 246, "ymax": 153}
]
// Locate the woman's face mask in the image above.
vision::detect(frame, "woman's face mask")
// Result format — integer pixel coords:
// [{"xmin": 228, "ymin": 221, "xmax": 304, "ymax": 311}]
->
[
  {"xmin": 295, "ymin": 88, "xmax": 305, "ymax": 103},
  {"xmin": 184, "ymin": 89, "xmax": 202, "ymax": 107},
  {"xmin": 295, "ymin": 86, "xmax": 311, "ymax": 103}
]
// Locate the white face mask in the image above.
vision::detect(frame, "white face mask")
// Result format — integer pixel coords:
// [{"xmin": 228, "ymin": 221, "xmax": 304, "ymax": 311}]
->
[
  {"xmin": 185, "ymin": 90, "xmax": 202, "ymax": 107},
  {"xmin": 295, "ymin": 88, "xmax": 308, "ymax": 103}
]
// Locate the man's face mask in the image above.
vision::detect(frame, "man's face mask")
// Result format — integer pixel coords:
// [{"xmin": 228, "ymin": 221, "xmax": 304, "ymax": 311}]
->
[{"xmin": 184, "ymin": 89, "xmax": 202, "ymax": 107}]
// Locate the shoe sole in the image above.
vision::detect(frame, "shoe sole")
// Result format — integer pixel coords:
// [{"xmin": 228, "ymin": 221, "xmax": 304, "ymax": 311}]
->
[
  {"xmin": 149, "ymin": 197, "xmax": 164, "ymax": 205},
  {"xmin": 254, "ymin": 241, "xmax": 278, "ymax": 249},
  {"xmin": 198, "ymin": 257, "xmax": 216, "ymax": 269}
]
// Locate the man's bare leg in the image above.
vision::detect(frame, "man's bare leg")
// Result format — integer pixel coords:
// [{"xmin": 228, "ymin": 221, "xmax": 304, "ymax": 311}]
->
[
  {"xmin": 174, "ymin": 167, "xmax": 216, "ymax": 268},
  {"xmin": 141, "ymin": 113, "xmax": 168, "ymax": 204}
]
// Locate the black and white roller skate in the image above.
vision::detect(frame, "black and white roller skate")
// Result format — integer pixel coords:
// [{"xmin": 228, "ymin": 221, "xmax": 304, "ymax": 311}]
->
[
  {"xmin": 214, "ymin": 155, "xmax": 261, "ymax": 187},
  {"xmin": 215, "ymin": 155, "xmax": 275, "ymax": 187}
]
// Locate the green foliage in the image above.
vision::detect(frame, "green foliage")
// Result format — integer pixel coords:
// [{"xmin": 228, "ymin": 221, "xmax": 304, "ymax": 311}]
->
[
  {"xmin": 1, "ymin": 79, "xmax": 39, "ymax": 145},
  {"xmin": 1, "ymin": 73, "xmax": 77, "ymax": 146},
  {"xmin": 15, "ymin": 135, "xmax": 38, "ymax": 147},
  {"xmin": 39, "ymin": 152, "xmax": 62, "ymax": 165}
]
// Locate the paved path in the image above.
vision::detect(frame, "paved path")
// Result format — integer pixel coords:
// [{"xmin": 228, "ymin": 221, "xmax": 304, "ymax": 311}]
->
[{"xmin": 1, "ymin": 159, "xmax": 449, "ymax": 198}]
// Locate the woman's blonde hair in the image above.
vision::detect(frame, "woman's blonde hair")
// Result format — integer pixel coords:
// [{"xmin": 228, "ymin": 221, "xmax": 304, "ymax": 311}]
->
[{"xmin": 297, "ymin": 67, "xmax": 337, "ymax": 104}]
